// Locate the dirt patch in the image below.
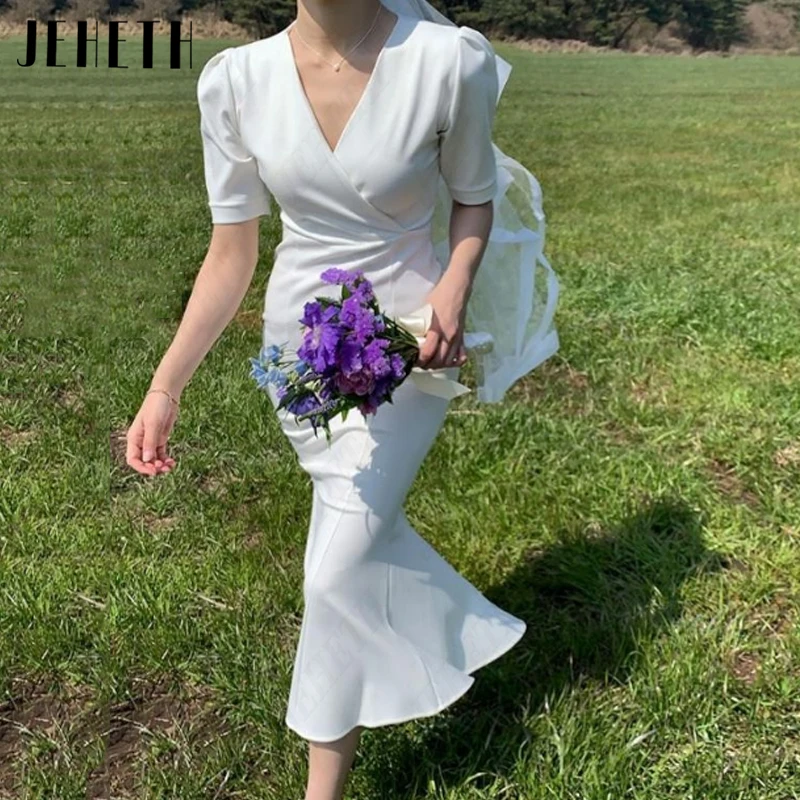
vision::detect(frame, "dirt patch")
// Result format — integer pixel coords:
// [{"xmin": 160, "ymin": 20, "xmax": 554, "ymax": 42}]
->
[
  {"xmin": 109, "ymin": 428, "xmax": 128, "ymax": 470},
  {"xmin": 508, "ymin": 359, "xmax": 591, "ymax": 406},
  {"xmin": 144, "ymin": 513, "xmax": 179, "ymax": 533},
  {"xmin": 729, "ymin": 650, "xmax": 761, "ymax": 685},
  {"xmin": 706, "ymin": 458, "xmax": 760, "ymax": 509},
  {"xmin": 54, "ymin": 386, "xmax": 85, "ymax": 413},
  {"xmin": 0, "ymin": 679, "xmax": 102, "ymax": 796},
  {"xmin": 274, "ymin": 610, "xmax": 304, "ymax": 654},
  {"xmin": 198, "ymin": 471, "xmax": 245, "ymax": 497},
  {"xmin": 774, "ymin": 441, "xmax": 800, "ymax": 469},
  {"xmin": 1, "ymin": 677, "xmax": 229, "ymax": 795},
  {"xmin": 747, "ymin": 592, "xmax": 796, "ymax": 641},
  {"xmin": 716, "ymin": 554, "xmax": 750, "ymax": 574},
  {"xmin": 630, "ymin": 380, "xmax": 650, "ymax": 404},
  {"xmin": 243, "ymin": 530, "xmax": 263, "ymax": 550},
  {"xmin": 629, "ymin": 373, "xmax": 671, "ymax": 407},
  {"xmin": 0, "ymin": 428, "xmax": 36, "ymax": 448},
  {"xmin": 598, "ymin": 419, "xmax": 633, "ymax": 445},
  {"xmin": 89, "ymin": 678, "xmax": 226, "ymax": 799},
  {"xmin": 233, "ymin": 308, "xmax": 263, "ymax": 331}
]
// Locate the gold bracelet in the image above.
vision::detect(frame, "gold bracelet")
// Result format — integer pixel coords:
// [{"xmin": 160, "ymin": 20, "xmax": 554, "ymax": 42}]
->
[{"xmin": 146, "ymin": 388, "xmax": 180, "ymax": 407}]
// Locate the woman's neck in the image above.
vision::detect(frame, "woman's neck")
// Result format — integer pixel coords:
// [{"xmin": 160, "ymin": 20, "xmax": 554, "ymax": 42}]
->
[{"xmin": 293, "ymin": 0, "xmax": 386, "ymax": 49}]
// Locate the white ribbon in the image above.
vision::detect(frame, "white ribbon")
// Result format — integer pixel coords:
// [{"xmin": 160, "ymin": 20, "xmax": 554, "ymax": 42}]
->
[{"xmin": 392, "ymin": 303, "xmax": 495, "ymax": 400}]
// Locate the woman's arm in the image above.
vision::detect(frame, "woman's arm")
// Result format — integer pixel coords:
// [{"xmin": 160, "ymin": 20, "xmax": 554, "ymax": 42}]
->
[
  {"xmin": 125, "ymin": 219, "xmax": 260, "ymax": 475},
  {"xmin": 149, "ymin": 219, "xmax": 260, "ymax": 398},
  {"xmin": 417, "ymin": 199, "xmax": 493, "ymax": 370}
]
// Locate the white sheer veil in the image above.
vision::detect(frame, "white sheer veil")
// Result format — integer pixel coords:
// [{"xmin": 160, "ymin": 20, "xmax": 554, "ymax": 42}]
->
[{"xmin": 382, "ymin": 0, "xmax": 560, "ymax": 403}]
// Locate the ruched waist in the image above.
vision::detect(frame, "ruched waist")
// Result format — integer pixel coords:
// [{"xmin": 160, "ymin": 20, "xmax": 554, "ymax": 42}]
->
[
  {"xmin": 271, "ymin": 215, "xmax": 442, "ymax": 281},
  {"xmin": 279, "ymin": 213, "xmax": 434, "ymax": 249}
]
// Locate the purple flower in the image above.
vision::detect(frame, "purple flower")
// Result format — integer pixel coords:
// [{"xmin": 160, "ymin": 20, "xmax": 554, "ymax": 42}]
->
[
  {"xmin": 389, "ymin": 353, "xmax": 408, "ymax": 380},
  {"xmin": 320, "ymin": 267, "xmax": 377, "ymax": 306},
  {"xmin": 321, "ymin": 267, "xmax": 363, "ymax": 290},
  {"xmin": 299, "ymin": 299, "xmax": 339, "ymax": 329},
  {"xmin": 320, "ymin": 267, "xmax": 350, "ymax": 286},
  {"xmin": 337, "ymin": 337, "xmax": 363, "ymax": 375},
  {"xmin": 362, "ymin": 338, "xmax": 391, "ymax": 378},
  {"xmin": 339, "ymin": 296, "xmax": 379, "ymax": 345},
  {"xmin": 351, "ymin": 279, "xmax": 375, "ymax": 304},
  {"xmin": 287, "ymin": 393, "xmax": 322, "ymax": 416},
  {"xmin": 319, "ymin": 381, "xmax": 336, "ymax": 401},
  {"xmin": 298, "ymin": 301, "xmax": 343, "ymax": 373},
  {"xmin": 335, "ymin": 370, "xmax": 376, "ymax": 396},
  {"xmin": 359, "ymin": 395, "xmax": 381, "ymax": 415},
  {"xmin": 372, "ymin": 373, "xmax": 399, "ymax": 401}
]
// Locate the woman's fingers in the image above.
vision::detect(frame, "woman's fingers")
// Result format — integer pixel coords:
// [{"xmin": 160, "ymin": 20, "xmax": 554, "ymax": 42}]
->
[
  {"xmin": 432, "ymin": 332, "xmax": 465, "ymax": 369},
  {"xmin": 417, "ymin": 330, "xmax": 469, "ymax": 370},
  {"xmin": 155, "ymin": 442, "xmax": 175, "ymax": 473},
  {"xmin": 126, "ymin": 417, "xmax": 157, "ymax": 476},
  {"xmin": 156, "ymin": 442, "xmax": 172, "ymax": 464},
  {"xmin": 436, "ymin": 336, "xmax": 452, "ymax": 369},
  {"xmin": 417, "ymin": 329, "xmax": 440, "ymax": 367},
  {"xmin": 141, "ymin": 418, "xmax": 161, "ymax": 465},
  {"xmin": 125, "ymin": 405, "xmax": 176, "ymax": 476},
  {"xmin": 442, "ymin": 334, "xmax": 466, "ymax": 368}
]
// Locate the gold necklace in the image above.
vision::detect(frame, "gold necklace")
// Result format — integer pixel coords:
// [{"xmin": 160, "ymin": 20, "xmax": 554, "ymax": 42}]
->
[{"xmin": 290, "ymin": 3, "xmax": 384, "ymax": 72}]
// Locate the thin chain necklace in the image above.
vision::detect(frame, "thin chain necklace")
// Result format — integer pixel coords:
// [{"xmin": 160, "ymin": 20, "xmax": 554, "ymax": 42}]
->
[{"xmin": 290, "ymin": 2, "xmax": 384, "ymax": 72}]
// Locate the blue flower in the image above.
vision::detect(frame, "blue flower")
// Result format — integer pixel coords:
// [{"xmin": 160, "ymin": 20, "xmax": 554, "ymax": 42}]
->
[
  {"xmin": 261, "ymin": 343, "xmax": 283, "ymax": 365},
  {"xmin": 294, "ymin": 360, "xmax": 311, "ymax": 376},
  {"xmin": 250, "ymin": 358, "xmax": 287, "ymax": 389},
  {"xmin": 250, "ymin": 358, "xmax": 271, "ymax": 389},
  {"xmin": 269, "ymin": 368, "xmax": 288, "ymax": 386}
]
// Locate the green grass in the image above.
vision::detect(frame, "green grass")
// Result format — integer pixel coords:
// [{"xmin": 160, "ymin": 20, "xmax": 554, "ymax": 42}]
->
[{"xmin": 1, "ymin": 34, "xmax": 799, "ymax": 799}]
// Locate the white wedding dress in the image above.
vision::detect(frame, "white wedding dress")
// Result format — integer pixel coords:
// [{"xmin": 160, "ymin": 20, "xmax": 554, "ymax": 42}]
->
[{"xmin": 197, "ymin": 7, "xmax": 528, "ymax": 743}]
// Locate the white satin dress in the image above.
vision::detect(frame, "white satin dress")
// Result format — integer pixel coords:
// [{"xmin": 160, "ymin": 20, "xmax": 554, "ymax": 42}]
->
[{"xmin": 197, "ymin": 10, "xmax": 527, "ymax": 743}]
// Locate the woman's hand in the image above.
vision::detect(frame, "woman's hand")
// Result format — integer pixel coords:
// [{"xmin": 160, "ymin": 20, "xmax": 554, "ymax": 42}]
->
[
  {"xmin": 125, "ymin": 392, "xmax": 179, "ymax": 476},
  {"xmin": 122, "ymin": 219, "xmax": 260, "ymax": 477},
  {"xmin": 416, "ymin": 199, "xmax": 492, "ymax": 370},
  {"xmin": 416, "ymin": 273, "xmax": 470, "ymax": 370}
]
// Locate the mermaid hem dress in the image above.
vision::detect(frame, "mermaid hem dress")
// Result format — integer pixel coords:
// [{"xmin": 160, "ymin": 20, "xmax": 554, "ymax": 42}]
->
[{"xmin": 197, "ymin": 11, "xmax": 527, "ymax": 743}]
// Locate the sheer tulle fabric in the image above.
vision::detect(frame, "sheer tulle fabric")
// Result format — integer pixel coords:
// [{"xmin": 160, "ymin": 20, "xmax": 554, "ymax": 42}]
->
[{"xmin": 387, "ymin": 0, "xmax": 561, "ymax": 402}]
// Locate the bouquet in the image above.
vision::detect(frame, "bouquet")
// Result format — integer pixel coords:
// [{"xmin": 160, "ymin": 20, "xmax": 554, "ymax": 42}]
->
[{"xmin": 249, "ymin": 267, "xmax": 430, "ymax": 444}]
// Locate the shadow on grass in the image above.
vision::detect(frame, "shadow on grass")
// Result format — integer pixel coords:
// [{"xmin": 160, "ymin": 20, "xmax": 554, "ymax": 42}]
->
[{"xmin": 355, "ymin": 494, "xmax": 727, "ymax": 797}]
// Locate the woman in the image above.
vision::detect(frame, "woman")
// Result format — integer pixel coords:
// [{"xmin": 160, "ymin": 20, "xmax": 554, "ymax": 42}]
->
[{"xmin": 126, "ymin": 1, "xmax": 548, "ymax": 797}]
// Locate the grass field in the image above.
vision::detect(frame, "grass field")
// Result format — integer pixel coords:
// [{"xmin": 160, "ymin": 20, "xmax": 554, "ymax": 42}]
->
[{"xmin": 1, "ymin": 33, "xmax": 799, "ymax": 800}]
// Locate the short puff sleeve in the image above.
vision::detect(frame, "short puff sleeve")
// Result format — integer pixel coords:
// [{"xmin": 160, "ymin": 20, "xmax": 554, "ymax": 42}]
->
[
  {"xmin": 197, "ymin": 48, "xmax": 272, "ymax": 224},
  {"xmin": 438, "ymin": 26, "xmax": 500, "ymax": 205}
]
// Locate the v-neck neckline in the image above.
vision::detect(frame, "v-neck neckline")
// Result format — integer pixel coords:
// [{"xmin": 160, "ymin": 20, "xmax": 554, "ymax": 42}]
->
[{"xmin": 283, "ymin": 10, "xmax": 406, "ymax": 159}]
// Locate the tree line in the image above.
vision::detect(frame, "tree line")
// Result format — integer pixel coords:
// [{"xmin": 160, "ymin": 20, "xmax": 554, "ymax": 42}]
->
[{"xmin": 1, "ymin": 0, "xmax": 793, "ymax": 51}]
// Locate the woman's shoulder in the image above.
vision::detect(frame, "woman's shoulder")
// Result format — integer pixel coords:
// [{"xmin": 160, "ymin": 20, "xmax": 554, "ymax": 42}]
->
[
  {"xmin": 196, "ymin": 31, "xmax": 286, "ymax": 110},
  {"xmin": 404, "ymin": 16, "xmax": 459, "ymax": 52},
  {"xmin": 404, "ymin": 18, "xmax": 494, "ymax": 76},
  {"xmin": 407, "ymin": 17, "xmax": 491, "ymax": 48}
]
